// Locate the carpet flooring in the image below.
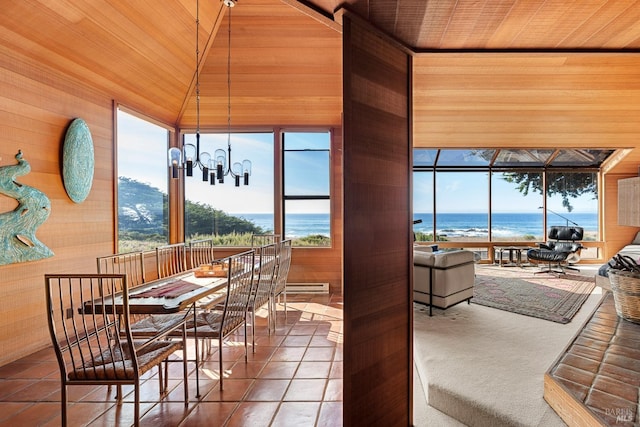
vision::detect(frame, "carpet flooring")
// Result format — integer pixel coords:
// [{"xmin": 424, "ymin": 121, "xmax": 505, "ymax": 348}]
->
[
  {"xmin": 413, "ymin": 265, "xmax": 605, "ymax": 427},
  {"xmin": 472, "ymin": 265, "xmax": 596, "ymax": 324}
]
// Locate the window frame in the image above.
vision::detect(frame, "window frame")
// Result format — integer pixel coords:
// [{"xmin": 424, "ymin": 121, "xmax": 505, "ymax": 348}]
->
[{"xmin": 281, "ymin": 130, "xmax": 332, "ymax": 247}]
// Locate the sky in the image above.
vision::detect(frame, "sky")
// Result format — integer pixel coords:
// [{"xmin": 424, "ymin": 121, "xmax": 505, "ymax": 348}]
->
[
  {"xmin": 413, "ymin": 171, "xmax": 598, "ymax": 214},
  {"xmin": 117, "ymin": 110, "xmax": 329, "ymax": 214},
  {"xmin": 117, "ymin": 109, "xmax": 597, "ymax": 216}
]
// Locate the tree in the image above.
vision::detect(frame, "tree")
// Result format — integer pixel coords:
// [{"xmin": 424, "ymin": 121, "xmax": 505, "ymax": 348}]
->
[
  {"xmin": 501, "ymin": 171, "xmax": 597, "ymax": 212},
  {"xmin": 184, "ymin": 200, "xmax": 264, "ymax": 237}
]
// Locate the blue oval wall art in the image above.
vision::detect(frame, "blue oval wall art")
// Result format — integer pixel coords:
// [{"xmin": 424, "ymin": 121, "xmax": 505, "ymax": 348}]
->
[{"xmin": 62, "ymin": 118, "xmax": 94, "ymax": 203}]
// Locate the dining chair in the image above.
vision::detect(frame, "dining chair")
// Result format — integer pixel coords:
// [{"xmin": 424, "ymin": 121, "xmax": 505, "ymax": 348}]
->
[
  {"xmin": 271, "ymin": 239, "xmax": 293, "ymax": 328},
  {"xmin": 251, "ymin": 233, "xmax": 280, "ymax": 249},
  {"xmin": 179, "ymin": 249, "xmax": 256, "ymax": 390},
  {"xmin": 187, "ymin": 238, "xmax": 215, "ymax": 269},
  {"xmin": 45, "ymin": 274, "xmax": 189, "ymax": 427},
  {"xmin": 156, "ymin": 243, "xmax": 187, "ymax": 278},
  {"xmin": 247, "ymin": 242, "xmax": 279, "ymax": 350},
  {"xmin": 97, "ymin": 251, "xmax": 146, "ymax": 287},
  {"xmin": 96, "ymin": 251, "xmax": 154, "ymax": 327}
]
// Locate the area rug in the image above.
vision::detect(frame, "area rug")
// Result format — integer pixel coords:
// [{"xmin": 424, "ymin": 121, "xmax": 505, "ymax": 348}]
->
[{"xmin": 472, "ymin": 266, "xmax": 596, "ymax": 324}]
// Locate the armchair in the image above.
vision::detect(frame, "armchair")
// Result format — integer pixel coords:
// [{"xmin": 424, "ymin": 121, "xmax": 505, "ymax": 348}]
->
[{"xmin": 527, "ymin": 226, "xmax": 584, "ymax": 275}]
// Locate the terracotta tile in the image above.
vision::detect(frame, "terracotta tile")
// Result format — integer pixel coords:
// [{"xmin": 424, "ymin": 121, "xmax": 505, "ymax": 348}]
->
[
  {"xmin": 318, "ymin": 401, "xmax": 343, "ymax": 426},
  {"xmin": 202, "ymin": 378, "xmax": 254, "ymax": 402},
  {"xmin": 567, "ymin": 343, "xmax": 606, "ymax": 362},
  {"xmin": 60, "ymin": 402, "xmax": 120, "ymax": 426},
  {"xmin": 289, "ymin": 325, "xmax": 318, "ymax": 336},
  {"xmin": 258, "ymin": 361, "xmax": 300, "ymax": 379},
  {"xmin": 226, "ymin": 360, "xmax": 267, "ymax": 379},
  {"xmin": 7, "ymin": 380, "xmax": 60, "ymax": 402},
  {"xmin": 179, "ymin": 402, "xmax": 237, "ymax": 426},
  {"xmin": 89, "ymin": 400, "xmax": 156, "ymax": 426},
  {"xmin": 309, "ymin": 334, "xmax": 339, "ymax": 347},
  {"xmin": 271, "ymin": 401, "xmax": 321, "ymax": 426},
  {"xmin": 284, "ymin": 379, "xmax": 327, "ymax": 401},
  {"xmin": 599, "ymin": 363, "xmax": 640, "ymax": 387},
  {"xmin": 579, "ymin": 330, "xmax": 614, "ymax": 346},
  {"xmin": 574, "ymin": 336, "xmax": 610, "ymax": 352},
  {"xmin": 585, "ymin": 389, "xmax": 637, "ymax": 422},
  {"xmin": 244, "ymin": 379, "xmax": 290, "ymax": 401},
  {"xmin": 282, "ymin": 335, "xmax": 312, "ymax": 347},
  {"xmin": 139, "ymin": 401, "xmax": 195, "ymax": 427},
  {"xmin": 0, "ymin": 362, "xmax": 33, "ymax": 379},
  {"xmin": 303, "ymin": 347, "xmax": 335, "ymax": 362},
  {"xmin": 609, "ymin": 343, "xmax": 640, "ymax": 360},
  {"xmin": 0, "ymin": 402, "xmax": 32, "ymax": 421},
  {"xmin": 603, "ymin": 352, "xmax": 640, "ymax": 373},
  {"xmin": 552, "ymin": 364, "xmax": 596, "ymax": 388},
  {"xmin": 592, "ymin": 376, "xmax": 638, "ymax": 404},
  {"xmin": 558, "ymin": 353, "xmax": 600, "ymax": 374},
  {"xmin": 323, "ymin": 379, "xmax": 343, "ymax": 401},
  {"xmin": 554, "ymin": 377, "xmax": 589, "ymax": 402},
  {"xmin": 225, "ymin": 401, "xmax": 279, "ymax": 426},
  {"xmin": 295, "ymin": 362, "xmax": 332, "ymax": 379},
  {"xmin": 1, "ymin": 401, "xmax": 59, "ymax": 426},
  {"xmin": 329, "ymin": 361, "xmax": 343, "ymax": 379},
  {"xmin": 0, "ymin": 379, "xmax": 33, "ymax": 400},
  {"xmin": 271, "ymin": 347, "xmax": 307, "ymax": 362},
  {"xmin": 0, "ymin": 292, "xmax": 343, "ymax": 426}
]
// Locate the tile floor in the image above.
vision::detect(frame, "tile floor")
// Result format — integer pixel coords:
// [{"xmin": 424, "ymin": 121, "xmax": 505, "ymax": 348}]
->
[
  {"xmin": 547, "ymin": 292, "xmax": 640, "ymax": 426},
  {"xmin": 0, "ymin": 294, "xmax": 343, "ymax": 426}
]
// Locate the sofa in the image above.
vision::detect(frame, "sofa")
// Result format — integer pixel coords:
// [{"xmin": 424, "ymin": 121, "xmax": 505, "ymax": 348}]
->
[
  {"xmin": 596, "ymin": 231, "xmax": 640, "ymax": 291},
  {"xmin": 413, "ymin": 246, "xmax": 476, "ymax": 315}
]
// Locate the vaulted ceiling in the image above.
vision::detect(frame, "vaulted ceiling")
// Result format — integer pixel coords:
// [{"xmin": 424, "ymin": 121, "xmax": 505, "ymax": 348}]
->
[{"xmin": 3, "ymin": 0, "xmax": 640, "ymax": 171}]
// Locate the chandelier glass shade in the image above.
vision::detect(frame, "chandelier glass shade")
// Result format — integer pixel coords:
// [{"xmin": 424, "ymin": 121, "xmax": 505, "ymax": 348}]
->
[{"xmin": 168, "ymin": 0, "xmax": 250, "ymax": 187}]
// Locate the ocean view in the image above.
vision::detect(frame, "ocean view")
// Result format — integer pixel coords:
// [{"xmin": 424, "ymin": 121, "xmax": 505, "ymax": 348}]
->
[{"xmin": 237, "ymin": 212, "xmax": 597, "ymax": 239}]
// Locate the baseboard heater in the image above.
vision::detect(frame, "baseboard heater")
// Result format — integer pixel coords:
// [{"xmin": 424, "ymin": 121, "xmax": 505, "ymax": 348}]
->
[{"xmin": 285, "ymin": 282, "xmax": 329, "ymax": 294}]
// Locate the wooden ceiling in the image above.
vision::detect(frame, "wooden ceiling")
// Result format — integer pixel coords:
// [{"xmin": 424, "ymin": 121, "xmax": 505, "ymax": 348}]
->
[
  {"xmin": 2, "ymin": 0, "xmax": 640, "ymax": 169},
  {"xmin": 305, "ymin": 0, "xmax": 640, "ymax": 50}
]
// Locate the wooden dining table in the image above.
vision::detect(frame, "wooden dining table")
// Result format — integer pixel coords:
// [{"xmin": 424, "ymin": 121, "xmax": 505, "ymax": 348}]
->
[{"xmin": 83, "ymin": 270, "xmax": 229, "ymax": 397}]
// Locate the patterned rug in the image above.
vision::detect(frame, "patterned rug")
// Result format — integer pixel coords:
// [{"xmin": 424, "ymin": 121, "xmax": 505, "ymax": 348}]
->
[{"xmin": 472, "ymin": 265, "xmax": 596, "ymax": 324}]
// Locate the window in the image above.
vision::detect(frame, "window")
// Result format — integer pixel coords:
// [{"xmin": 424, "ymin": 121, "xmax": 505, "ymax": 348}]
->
[
  {"xmin": 491, "ymin": 171, "xmax": 544, "ymax": 242},
  {"xmin": 545, "ymin": 171, "xmax": 598, "ymax": 241},
  {"xmin": 436, "ymin": 171, "xmax": 489, "ymax": 241},
  {"xmin": 116, "ymin": 108, "xmax": 170, "ymax": 252},
  {"xmin": 412, "ymin": 148, "xmax": 602, "ymax": 257},
  {"xmin": 283, "ymin": 131, "xmax": 331, "ymax": 246},
  {"xmin": 183, "ymin": 132, "xmax": 274, "ymax": 245}
]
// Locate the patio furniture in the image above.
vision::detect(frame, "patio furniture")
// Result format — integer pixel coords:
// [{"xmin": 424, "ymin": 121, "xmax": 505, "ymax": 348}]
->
[
  {"xmin": 527, "ymin": 226, "xmax": 584, "ymax": 275},
  {"xmin": 45, "ymin": 274, "xmax": 189, "ymax": 427}
]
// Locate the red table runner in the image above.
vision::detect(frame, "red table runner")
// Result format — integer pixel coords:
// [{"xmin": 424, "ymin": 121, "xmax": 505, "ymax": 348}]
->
[{"xmin": 130, "ymin": 280, "xmax": 203, "ymax": 299}]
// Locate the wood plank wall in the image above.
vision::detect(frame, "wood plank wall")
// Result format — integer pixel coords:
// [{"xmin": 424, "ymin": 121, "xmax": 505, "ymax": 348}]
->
[
  {"xmin": 342, "ymin": 15, "xmax": 413, "ymax": 426},
  {"xmin": 0, "ymin": 45, "xmax": 117, "ymax": 365}
]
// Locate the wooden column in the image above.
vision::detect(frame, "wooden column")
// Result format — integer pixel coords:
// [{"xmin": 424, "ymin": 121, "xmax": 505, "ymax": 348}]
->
[{"xmin": 342, "ymin": 13, "xmax": 413, "ymax": 426}]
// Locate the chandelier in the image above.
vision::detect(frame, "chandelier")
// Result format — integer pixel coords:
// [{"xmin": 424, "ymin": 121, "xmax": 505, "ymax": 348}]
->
[{"xmin": 169, "ymin": 0, "xmax": 251, "ymax": 186}]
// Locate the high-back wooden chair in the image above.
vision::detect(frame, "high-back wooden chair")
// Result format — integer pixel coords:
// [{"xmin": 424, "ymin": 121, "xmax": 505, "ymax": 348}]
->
[
  {"xmin": 156, "ymin": 243, "xmax": 187, "ymax": 278},
  {"xmin": 187, "ymin": 238, "xmax": 215, "ymax": 269},
  {"xmin": 45, "ymin": 274, "xmax": 188, "ymax": 427}
]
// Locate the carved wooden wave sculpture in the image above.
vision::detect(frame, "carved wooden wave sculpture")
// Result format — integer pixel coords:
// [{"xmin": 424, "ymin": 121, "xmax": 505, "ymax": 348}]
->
[{"xmin": 0, "ymin": 150, "xmax": 53, "ymax": 265}]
